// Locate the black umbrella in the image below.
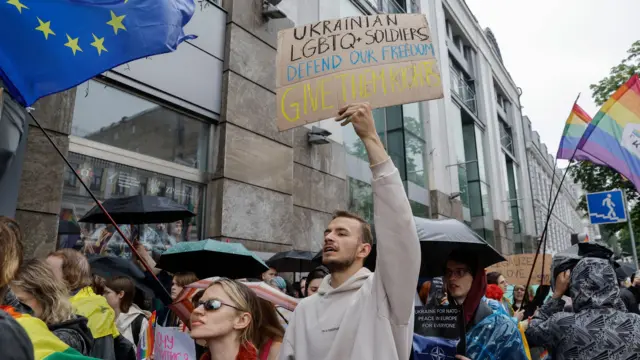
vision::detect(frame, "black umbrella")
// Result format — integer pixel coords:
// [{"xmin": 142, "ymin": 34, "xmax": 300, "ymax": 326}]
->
[
  {"xmin": 57, "ymin": 220, "xmax": 81, "ymax": 235},
  {"xmin": 415, "ymin": 217, "xmax": 505, "ymax": 277},
  {"xmin": 88, "ymin": 255, "xmax": 154, "ymax": 297},
  {"xmin": 267, "ymin": 250, "xmax": 317, "ymax": 272},
  {"xmin": 552, "ymin": 242, "xmax": 614, "ymax": 287},
  {"xmin": 615, "ymin": 261, "xmax": 637, "ymax": 279},
  {"xmin": 79, "ymin": 194, "xmax": 195, "ymax": 224}
]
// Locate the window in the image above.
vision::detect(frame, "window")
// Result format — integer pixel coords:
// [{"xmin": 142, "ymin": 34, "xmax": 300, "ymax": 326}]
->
[
  {"xmin": 499, "ymin": 120, "xmax": 514, "ymax": 154},
  {"xmin": 72, "ymin": 80, "xmax": 210, "ymax": 170},
  {"xmin": 450, "ymin": 60, "xmax": 477, "ymax": 114},
  {"xmin": 59, "ymin": 153, "xmax": 205, "ymax": 259},
  {"xmin": 348, "ymin": 177, "xmax": 374, "ymax": 223}
]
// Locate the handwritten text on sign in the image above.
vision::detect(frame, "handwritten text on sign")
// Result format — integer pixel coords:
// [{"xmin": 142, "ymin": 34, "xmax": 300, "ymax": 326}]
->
[
  {"xmin": 276, "ymin": 14, "xmax": 443, "ymax": 131},
  {"xmin": 485, "ymin": 254, "xmax": 553, "ymax": 286},
  {"xmin": 154, "ymin": 325, "xmax": 196, "ymax": 360}
]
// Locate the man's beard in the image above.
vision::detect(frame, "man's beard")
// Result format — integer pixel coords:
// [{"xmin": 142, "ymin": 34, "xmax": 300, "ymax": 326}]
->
[{"xmin": 323, "ymin": 250, "xmax": 357, "ymax": 273}]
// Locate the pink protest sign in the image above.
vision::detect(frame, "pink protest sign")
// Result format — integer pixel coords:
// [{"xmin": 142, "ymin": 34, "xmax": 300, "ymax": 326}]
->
[{"xmin": 153, "ymin": 325, "xmax": 196, "ymax": 360}]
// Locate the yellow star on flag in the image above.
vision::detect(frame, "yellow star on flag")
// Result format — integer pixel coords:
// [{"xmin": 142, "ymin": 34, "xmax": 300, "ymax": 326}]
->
[
  {"xmin": 90, "ymin": 34, "xmax": 108, "ymax": 56},
  {"xmin": 64, "ymin": 34, "xmax": 83, "ymax": 56},
  {"xmin": 106, "ymin": 10, "xmax": 127, "ymax": 34},
  {"xmin": 35, "ymin": 17, "xmax": 55, "ymax": 40},
  {"xmin": 7, "ymin": 0, "xmax": 29, "ymax": 13}
]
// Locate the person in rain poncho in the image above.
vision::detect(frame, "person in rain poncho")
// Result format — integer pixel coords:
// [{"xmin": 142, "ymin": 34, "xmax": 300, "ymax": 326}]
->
[
  {"xmin": 525, "ymin": 257, "xmax": 640, "ymax": 360},
  {"xmin": 279, "ymin": 102, "xmax": 421, "ymax": 360},
  {"xmin": 443, "ymin": 250, "xmax": 528, "ymax": 360}
]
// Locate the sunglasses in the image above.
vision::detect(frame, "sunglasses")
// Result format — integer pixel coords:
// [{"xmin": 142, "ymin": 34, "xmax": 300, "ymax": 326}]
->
[{"xmin": 196, "ymin": 299, "xmax": 243, "ymax": 312}]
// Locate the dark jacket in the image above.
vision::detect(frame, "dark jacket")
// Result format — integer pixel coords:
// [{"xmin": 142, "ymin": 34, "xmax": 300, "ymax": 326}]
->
[
  {"xmin": 0, "ymin": 308, "xmax": 33, "ymax": 360},
  {"xmin": 526, "ymin": 258, "xmax": 640, "ymax": 360},
  {"xmin": 619, "ymin": 287, "xmax": 640, "ymax": 314},
  {"xmin": 49, "ymin": 315, "xmax": 94, "ymax": 356}
]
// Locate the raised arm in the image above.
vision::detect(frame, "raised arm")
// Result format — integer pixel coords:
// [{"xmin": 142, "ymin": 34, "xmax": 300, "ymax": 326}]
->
[{"xmin": 335, "ymin": 103, "xmax": 421, "ymax": 325}]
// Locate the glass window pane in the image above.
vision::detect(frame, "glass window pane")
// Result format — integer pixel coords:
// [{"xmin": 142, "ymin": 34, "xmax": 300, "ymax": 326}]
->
[
  {"xmin": 404, "ymin": 133, "xmax": 426, "ymax": 188},
  {"xmin": 59, "ymin": 153, "xmax": 205, "ymax": 259},
  {"xmin": 474, "ymin": 127, "xmax": 487, "ymax": 181},
  {"xmin": 387, "ymin": 130, "xmax": 406, "ymax": 180},
  {"xmin": 402, "ymin": 103, "xmax": 423, "ymax": 139},
  {"xmin": 468, "ymin": 181, "xmax": 482, "ymax": 217},
  {"xmin": 348, "ymin": 177, "xmax": 374, "ymax": 223},
  {"xmin": 386, "ymin": 105, "xmax": 403, "ymax": 131},
  {"xmin": 73, "ymin": 80, "xmax": 210, "ymax": 170}
]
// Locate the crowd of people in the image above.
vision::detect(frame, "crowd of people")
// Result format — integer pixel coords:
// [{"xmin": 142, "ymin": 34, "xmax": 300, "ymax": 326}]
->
[{"xmin": 1, "ymin": 103, "xmax": 640, "ymax": 359}]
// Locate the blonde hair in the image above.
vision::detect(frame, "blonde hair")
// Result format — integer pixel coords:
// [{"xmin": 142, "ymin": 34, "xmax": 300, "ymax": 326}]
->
[
  {"xmin": 206, "ymin": 278, "xmax": 258, "ymax": 345},
  {"xmin": 12, "ymin": 258, "xmax": 74, "ymax": 325},
  {"xmin": 48, "ymin": 249, "xmax": 92, "ymax": 292},
  {"xmin": 0, "ymin": 217, "xmax": 24, "ymax": 288}
]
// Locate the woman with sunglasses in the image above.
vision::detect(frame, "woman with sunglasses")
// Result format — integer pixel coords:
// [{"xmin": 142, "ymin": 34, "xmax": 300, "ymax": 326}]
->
[{"xmin": 190, "ymin": 278, "xmax": 260, "ymax": 360}]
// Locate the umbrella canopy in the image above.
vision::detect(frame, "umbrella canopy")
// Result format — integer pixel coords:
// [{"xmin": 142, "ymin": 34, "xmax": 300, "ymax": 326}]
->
[
  {"xmin": 156, "ymin": 239, "xmax": 269, "ymax": 279},
  {"xmin": 415, "ymin": 217, "xmax": 505, "ymax": 277},
  {"xmin": 552, "ymin": 242, "xmax": 614, "ymax": 287},
  {"xmin": 88, "ymin": 255, "xmax": 153, "ymax": 297},
  {"xmin": 267, "ymin": 250, "xmax": 317, "ymax": 272},
  {"xmin": 58, "ymin": 220, "xmax": 81, "ymax": 235},
  {"xmin": 312, "ymin": 217, "xmax": 504, "ymax": 277},
  {"xmin": 79, "ymin": 194, "xmax": 195, "ymax": 225},
  {"xmin": 615, "ymin": 261, "xmax": 637, "ymax": 279}
]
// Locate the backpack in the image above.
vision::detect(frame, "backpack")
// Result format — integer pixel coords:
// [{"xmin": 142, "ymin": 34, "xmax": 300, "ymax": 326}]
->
[{"xmin": 131, "ymin": 314, "xmax": 146, "ymax": 346}]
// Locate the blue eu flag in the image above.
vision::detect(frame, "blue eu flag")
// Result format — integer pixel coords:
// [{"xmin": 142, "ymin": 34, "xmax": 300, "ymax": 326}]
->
[{"xmin": 0, "ymin": 0, "xmax": 196, "ymax": 106}]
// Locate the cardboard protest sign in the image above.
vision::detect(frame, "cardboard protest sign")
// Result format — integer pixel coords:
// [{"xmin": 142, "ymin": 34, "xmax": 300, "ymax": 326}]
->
[
  {"xmin": 276, "ymin": 13, "xmax": 443, "ymax": 131},
  {"xmin": 486, "ymin": 254, "xmax": 553, "ymax": 286},
  {"xmin": 414, "ymin": 304, "xmax": 465, "ymax": 357},
  {"xmin": 154, "ymin": 325, "xmax": 196, "ymax": 360}
]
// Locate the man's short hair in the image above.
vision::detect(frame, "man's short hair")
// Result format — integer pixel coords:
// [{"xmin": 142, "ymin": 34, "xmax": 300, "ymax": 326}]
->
[
  {"xmin": 0, "ymin": 217, "xmax": 23, "ymax": 288},
  {"xmin": 332, "ymin": 210, "xmax": 373, "ymax": 245}
]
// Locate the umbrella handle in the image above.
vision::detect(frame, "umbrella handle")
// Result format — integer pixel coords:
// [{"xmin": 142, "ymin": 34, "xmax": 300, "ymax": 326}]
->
[
  {"xmin": 275, "ymin": 307, "xmax": 289, "ymax": 325},
  {"xmin": 29, "ymin": 112, "xmax": 172, "ymax": 301}
]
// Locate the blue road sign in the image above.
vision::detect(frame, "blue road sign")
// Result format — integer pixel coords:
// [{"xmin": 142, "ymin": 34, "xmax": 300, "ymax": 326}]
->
[{"xmin": 586, "ymin": 190, "xmax": 627, "ymax": 225}]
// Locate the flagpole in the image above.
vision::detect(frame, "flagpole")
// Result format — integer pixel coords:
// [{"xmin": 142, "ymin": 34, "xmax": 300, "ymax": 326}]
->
[
  {"xmin": 624, "ymin": 190, "xmax": 639, "ymax": 269},
  {"xmin": 525, "ymin": 93, "xmax": 582, "ymax": 294},
  {"xmin": 27, "ymin": 111, "xmax": 172, "ymax": 300}
]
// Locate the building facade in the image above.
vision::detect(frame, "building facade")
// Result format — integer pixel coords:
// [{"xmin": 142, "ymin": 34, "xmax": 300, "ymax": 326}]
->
[
  {"xmin": 8, "ymin": 0, "xmax": 561, "ymax": 260},
  {"xmin": 523, "ymin": 115, "xmax": 597, "ymax": 254},
  {"xmin": 281, "ymin": 0, "xmax": 538, "ymax": 254}
]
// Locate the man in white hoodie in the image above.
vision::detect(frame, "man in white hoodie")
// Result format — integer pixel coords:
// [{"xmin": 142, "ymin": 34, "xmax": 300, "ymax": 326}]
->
[{"xmin": 279, "ymin": 102, "xmax": 421, "ymax": 360}]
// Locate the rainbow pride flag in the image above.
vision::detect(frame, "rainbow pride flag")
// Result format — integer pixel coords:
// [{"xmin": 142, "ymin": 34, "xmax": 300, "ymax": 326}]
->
[
  {"xmin": 137, "ymin": 311, "xmax": 156, "ymax": 360},
  {"xmin": 1, "ymin": 306, "xmax": 96, "ymax": 359},
  {"xmin": 577, "ymin": 74, "xmax": 640, "ymax": 190},
  {"xmin": 556, "ymin": 103, "xmax": 604, "ymax": 165}
]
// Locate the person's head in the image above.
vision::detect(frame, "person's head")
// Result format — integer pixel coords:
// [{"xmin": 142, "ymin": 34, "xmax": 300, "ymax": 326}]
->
[
  {"xmin": 169, "ymin": 221, "xmax": 183, "ymax": 237},
  {"xmin": 103, "ymin": 276, "xmax": 135, "ymax": 315},
  {"xmin": 486, "ymin": 271, "xmax": 508, "ymax": 292},
  {"xmin": 190, "ymin": 278, "xmax": 257, "ymax": 348},
  {"xmin": 0, "ymin": 217, "xmax": 23, "ymax": 292},
  {"xmin": 305, "ymin": 266, "xmax": 329, "ymax": 296},
  {"xmin": 46, "ymin": 249, "xmax": 92, "ymax": 293},
  {"xmin": 570, "ymin": 257, "xmax": 626, "ymax": 312},
  {"xmin": 512, "ymin": 284, "xmax": 526, "ymax": 302},
  {"xmin": 250, "ymin": 297, "xmax": 285, "ymax": 351},
  {"xmin": 323, "ymin": 210, "xmax": 372, "ymax": 273},
  {"xmin": 172, "ymin": 272, "xmax": 198, "ymax": 300},
  {"xmin": 299, "ymin": 277, "xmax": 307, "ymax": 297},
  {"xmin": 261, "ymin": 268, "xmax": 277, "ymax": 282},
  {"xmin": 268, "ymin": 276, "xmax": 287, "ymax": 293},
  {"xmin": 444, "ymin": 251, "xmax": 478, "ymax": 304},
  {"xmin": 10, "ymin": 258, "xmax": 74, "ymax": 325}
]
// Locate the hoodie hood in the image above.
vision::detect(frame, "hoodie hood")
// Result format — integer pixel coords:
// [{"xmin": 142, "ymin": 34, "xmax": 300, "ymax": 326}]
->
[
  {"xmin": 570, "ymin": 257, "xmax": 626, "ymax": 312},
  {"xmin": 317, "ymin": 267, "xmax": 372, "ymax": 296},
  {"xmin": 48, "ymin": 315, "xmax": 94, "ymax": 349},
  {"xmin": 117, "ymin": 304, "xmax": 150, "ymax": 330}
]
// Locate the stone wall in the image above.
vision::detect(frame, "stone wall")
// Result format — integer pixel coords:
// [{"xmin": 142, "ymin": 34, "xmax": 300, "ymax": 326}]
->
[
  {"xmin": 16, "ymin": 90, "xmax": 76, "ymax": 258},
  {"xmin": 211, "ymin": 0, "xmax": 348, "ymax": 254},
  {"xmin": 429, "ymin": 190, "xmax": 463, "ymax": 220}
]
